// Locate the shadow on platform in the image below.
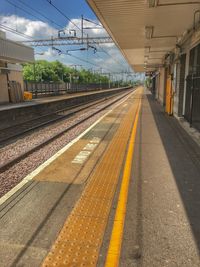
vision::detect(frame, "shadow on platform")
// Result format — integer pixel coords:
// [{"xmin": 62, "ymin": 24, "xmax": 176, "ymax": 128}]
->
[{"xmin": 147, "ymin": 94, "xmax": 200, "ymax": 255}]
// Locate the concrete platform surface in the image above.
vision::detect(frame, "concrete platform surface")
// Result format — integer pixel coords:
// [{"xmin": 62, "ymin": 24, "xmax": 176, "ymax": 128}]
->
[
  {"xmin": 0, "ymin": 87, "xmax": 128, "ymax": 112},
  {"xmin": 120, "ymin": 91, "xmax": 200, "ymax": 267},
  {"xmin": 0, "ymin": 86, "xmax": 131, "ymax": 130},
  {"xmin": 0, "ymin": 89, "xmax": 140, "ymax": 267},
  {"xmin": 0, "ymin": 88, "xmax": 200, "ymax": 267}
]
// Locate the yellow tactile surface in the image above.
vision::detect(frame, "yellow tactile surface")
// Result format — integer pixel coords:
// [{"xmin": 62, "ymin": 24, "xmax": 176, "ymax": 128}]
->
[
  {"xmin": 41, "ymin": 88, "xmax": 143, "ymax": 267},
  {"xmin": 34, "ymin": 103, "xmax": 128, "ymax": 184},
  {"xmin": 105, "ymin": 97, "xmax": 141, "ymax": 267}
]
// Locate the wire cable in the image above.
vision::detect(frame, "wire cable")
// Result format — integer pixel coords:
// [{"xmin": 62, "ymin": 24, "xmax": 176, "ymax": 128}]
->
[
  {"xmin": 45, "ymin": 0, "xmax": 85, "ymax": 35},
  {"xmin": 0, "ymin": 23, "xmax": 33, "ymax": 40},
  {"xmin": 0, "ymin": 23, "xmax": 44, "ymax": 53},
  {"xmin": 5, "ymin": 0, "xmax": 57, "ymax": 29},
  {"xmin": 52, "ymin": 47, "xmax": 118, "ymax": 74},
  {"xmin": 15, "ymin": 0, "xmax": 63, "ymax": 29}
]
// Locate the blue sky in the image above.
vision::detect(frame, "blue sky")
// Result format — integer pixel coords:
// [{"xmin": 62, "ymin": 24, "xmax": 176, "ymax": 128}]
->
[
  {"xmin": 1, "ymin": 0, "xmax": 96, "ymax": 23},
  {"xmin": 0, "ymin": 0, "xmax": 137, "ymax": 80}
]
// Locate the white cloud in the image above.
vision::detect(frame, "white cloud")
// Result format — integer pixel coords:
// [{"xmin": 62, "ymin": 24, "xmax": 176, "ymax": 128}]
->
[
  {"xmin": 63, "ymin": 18, "xmax": 114, "ymax": 48},
  {"xmin": 0, "ymin": 15, "xmax": 114, "ymax": 47},
  {"xmin": 64, "ymin": 18, "xmax": 108, "ymax": 37},
  {"xmin": 0, "ymin": 15, "xmax": 57, "ymax": 41},
  {"xmin": 0, "ymin": 15, "xmax": 135, "ymax": 75},
  {"xmin": 43, "ymin": 48, "xmax": 58, "ymax": 57}
]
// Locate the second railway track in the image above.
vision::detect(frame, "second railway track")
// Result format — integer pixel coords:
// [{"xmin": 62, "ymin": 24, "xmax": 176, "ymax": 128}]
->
[
  {"xmin": 0, "ymin": 89, "xmax": 134, "ymax": 172},
  {"xmin": 0, "ymin": 92, "xmax": 127, "ymax": 146}
]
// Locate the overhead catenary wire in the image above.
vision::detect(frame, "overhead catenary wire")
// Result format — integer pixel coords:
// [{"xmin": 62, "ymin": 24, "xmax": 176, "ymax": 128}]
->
[
  {"xmin": 0, "ymin": 23, "xmax": 44, "ymax": 53},
  {"xmin": 52, "ymin": 47, "xmax": 119, "ymax": 74},
  {"xmin": 2, "ymin": 0, "xmax": 131, "ymax": 77},
  {"xmin": 45, "ymin": 0, "xmax": 86, "ymax": 36},
  {"xmin": 94, "ymin": 44, "xmax": 127, "ymax": 73},
  {"xmin": 93, "ymin": 49, "xmax": 123, "ymax": 73},
  {"xmin": 80, "ymin": 18, "xmax": 124, "ymax": 71},
  {"xmin": 83, "ymin": 17, "xmax": 103, "ymax": 28},
  {"xmin": 100, "ymin": 44, "xmax": 134, "ymax": 75},
  {"xmin": 6, "ymin": 0, "xmax": 126, "ymax": 73},
  {"xmin": 70, "ymin": 54, "xmax": 123, "ymax": 75},
  {"xmin": 97, "ymin": 43, "xmax": 125, "ymax": 68},
  {"xmin": 96, "ymin": 40, "xmax": 131, "ymax": 68},
  {"xmin": 0, "ymin": 23, "xmax": 33, "ymax": 40},
  {"xmin": 66, "ymin": 53, "xmax": 112, "ymax": 73},
  {"xmin": 15, "ymin": 0, "xmax": 63, "ymax": 29},
  {"xmin": 0, "ymin": 17, "xmax": 125, "ymax": 75},
  {"xmin": 5, "ymin": 0, "xmax": 61, "ymax": 30}
]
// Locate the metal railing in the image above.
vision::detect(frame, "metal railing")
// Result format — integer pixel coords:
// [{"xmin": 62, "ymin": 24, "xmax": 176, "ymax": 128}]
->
[{"xmin": 24, "ymin": 81, "xmax": 120, "ymax": 98}]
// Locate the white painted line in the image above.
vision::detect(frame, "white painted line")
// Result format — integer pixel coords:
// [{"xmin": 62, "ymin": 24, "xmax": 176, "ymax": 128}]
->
[
  {"xmin": 0, "ymin": 113, "xmax": 110, "ymax": 206},
  {"xmin": 0, "ymin": 90, "xmax": 137, "ymax": 206},
  {"xmin": 71, "ymin": 136, "xmax": 100, "ymax": 164},
  {"xmin": 72, "ymin": 150, "xmax": 92, "ymax": 164}
]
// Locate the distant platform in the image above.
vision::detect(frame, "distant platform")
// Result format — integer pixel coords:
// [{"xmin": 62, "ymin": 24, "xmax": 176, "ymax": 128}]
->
[
  {"xmin": 0, "ymin": 87, "xmax": 127, "ymax": 112},
  {"xmin": 0, "ymin": 87, "xmax": 131, "ymax": 129}
]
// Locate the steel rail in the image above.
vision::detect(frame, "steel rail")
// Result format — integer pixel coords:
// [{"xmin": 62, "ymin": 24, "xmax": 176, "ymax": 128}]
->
[
  {"xmin": 0, "ymin": 89, "xmax": 134, "ymax": 172},
  {"xmin": 0, "ymin": 93, "xmax": 124, "ymax": 145}
]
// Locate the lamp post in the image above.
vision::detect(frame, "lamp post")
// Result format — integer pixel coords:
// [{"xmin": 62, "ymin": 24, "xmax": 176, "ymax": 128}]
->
[{"xmin": 33, "ymin": 52, "xmax": 45, "ymax": 97}]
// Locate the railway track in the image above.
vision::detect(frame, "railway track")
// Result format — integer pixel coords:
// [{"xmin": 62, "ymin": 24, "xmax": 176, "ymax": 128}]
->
[
  {"xmin": 0, "ymin": 89, "xmax": 134, "ymax": 172},
  {"xmin": 0, "ymin": 92, "xmax": 128, "ymax": 146}
]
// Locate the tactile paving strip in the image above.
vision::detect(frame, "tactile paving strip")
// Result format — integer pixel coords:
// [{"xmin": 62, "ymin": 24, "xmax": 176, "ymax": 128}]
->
[{"xmin": 42, "ymin": 89, "xmax": 143, "ymax": 267}]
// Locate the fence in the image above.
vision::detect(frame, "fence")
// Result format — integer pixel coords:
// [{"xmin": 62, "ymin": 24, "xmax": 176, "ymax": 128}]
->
[
  {"xmin": 24, "ymin": 81, "xmax": 119, "ymax": 98},
  {"xmin": 185, "ymin": 74, "xmax": 200, "ymax": 131}
]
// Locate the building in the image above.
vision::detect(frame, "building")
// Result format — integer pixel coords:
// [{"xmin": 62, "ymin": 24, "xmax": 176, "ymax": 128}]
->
[
  {"xmin": 0, "ymin": 30, "xmax": 34, "ymax": 103},
  {"xmin": 87, "ymin": 0, "xmax": 200, "ymax": 131}
]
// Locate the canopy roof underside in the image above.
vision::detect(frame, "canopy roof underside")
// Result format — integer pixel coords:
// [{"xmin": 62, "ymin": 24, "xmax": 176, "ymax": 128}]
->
[{"xmin": 87, "ymin": 0, "xmax": 200, "ymax": 72}]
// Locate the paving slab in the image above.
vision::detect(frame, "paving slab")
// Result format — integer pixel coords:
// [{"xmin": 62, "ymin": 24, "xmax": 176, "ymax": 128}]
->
[
  {"xmin": 1, "ymin": 88, "xmax": 198, "ymax": 267},
  {"xmin": 0, "ymin": 89, "xmax": 137, "ymax": 267},
  {"xmin": 121, "ymin": 90, "xmax": 200, "ymax": 267}
]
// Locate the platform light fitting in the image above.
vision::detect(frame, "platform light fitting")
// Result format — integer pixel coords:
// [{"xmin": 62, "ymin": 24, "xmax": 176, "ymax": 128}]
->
[
  {"xmin": 145, "ymin": 26, "xmax": 154, "ymax": 39},
  {"xmin": 145, "ymin": 46, "xmax": 151, "ymax": 53},
  {"xmin": 148, "ymin": 0, "xmax": 158, "ymax": 8}
]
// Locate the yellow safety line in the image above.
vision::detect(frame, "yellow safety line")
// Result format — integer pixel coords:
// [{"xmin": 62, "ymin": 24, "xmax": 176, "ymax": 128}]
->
[
  {"xmin": 41, "ymin": 89, "xmax": 142, "ymax": 267},
  {"xmin": 105, "ymin": 98, "xmax": 142, "ymax": 267}
]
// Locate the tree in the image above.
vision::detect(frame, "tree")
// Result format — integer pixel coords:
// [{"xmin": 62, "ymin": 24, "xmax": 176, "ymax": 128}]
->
[
  {"xmin": 23, "ymin": 60, "xmax": 60, "ymax": 82},
  {"xmin": 23, "ymin": 60, "xmax": 110, "ymax": 84}
]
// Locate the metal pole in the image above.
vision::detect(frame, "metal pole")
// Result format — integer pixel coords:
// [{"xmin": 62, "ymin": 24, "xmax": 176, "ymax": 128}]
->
[
  {"xmin": 33, "ymin": 62, "xmax": 38, "ymax": 98},
  {"xmin": 33, "ymin": 62, "xmax": 36, "ymax": 82},
  {"xmin": 190, "ymin": 73, "xmax": 194, "ymax": 127},
  {"xmin": 81, "ymin": 15, "xmax": 84, "ymax": 44}
]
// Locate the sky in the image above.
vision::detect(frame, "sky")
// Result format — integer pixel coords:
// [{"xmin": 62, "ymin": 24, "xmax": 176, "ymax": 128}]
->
[{"xmin": 0, "ymin": 0, "xmax": 140, "ymax": 81}]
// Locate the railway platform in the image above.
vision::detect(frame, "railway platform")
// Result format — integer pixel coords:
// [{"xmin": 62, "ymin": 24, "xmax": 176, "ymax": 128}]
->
[
  {"xmin": 0, "ymin": 87, "xmax": 130, "ymax": 129},
  {"xmin": 0, "ymin": 87, "xmax": 200, "ymax": 267}
]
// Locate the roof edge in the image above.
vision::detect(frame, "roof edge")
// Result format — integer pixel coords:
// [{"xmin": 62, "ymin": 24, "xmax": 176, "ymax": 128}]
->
[{"xmin": 86, "ymin": 0, "xmax": 136, "ymax": 72}]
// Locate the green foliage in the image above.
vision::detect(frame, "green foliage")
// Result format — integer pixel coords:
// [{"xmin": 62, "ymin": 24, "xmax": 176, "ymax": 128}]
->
[{"xmin": 23, "ymin": 60, "xmax": 110, "ymax": 84}]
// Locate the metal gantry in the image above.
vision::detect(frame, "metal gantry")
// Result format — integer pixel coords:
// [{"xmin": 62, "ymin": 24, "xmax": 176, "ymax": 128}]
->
[
  {"xmin": 20, "ymin": 12, "xmax": 135, "ymax": 80},
  {"xmin": 22, "ymin": 36, "xmax": 113, "ymax": 47}
]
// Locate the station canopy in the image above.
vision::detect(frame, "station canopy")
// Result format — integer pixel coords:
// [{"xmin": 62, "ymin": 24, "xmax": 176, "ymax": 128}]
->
[{"xmin": 87, "ymin": 0, "xmax": 200, "ymax": 72}]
